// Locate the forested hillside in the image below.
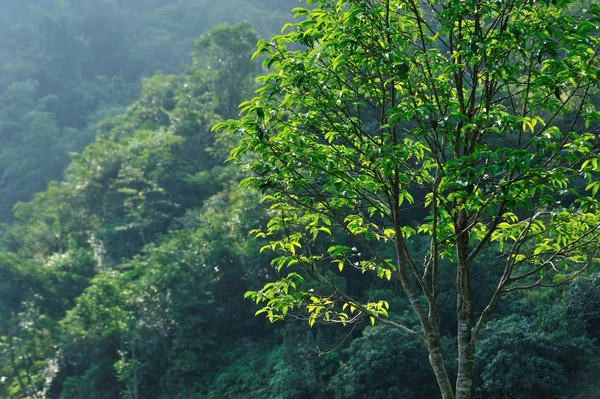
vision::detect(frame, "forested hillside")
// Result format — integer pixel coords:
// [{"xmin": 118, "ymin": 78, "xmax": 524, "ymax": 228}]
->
[
  {"xmin": 0, "ymin": 0, "xmax": 296, "ymax": 221},
  {"xmin": 1, "ymin": 1, "xmax": 600, "ymax": 398}
]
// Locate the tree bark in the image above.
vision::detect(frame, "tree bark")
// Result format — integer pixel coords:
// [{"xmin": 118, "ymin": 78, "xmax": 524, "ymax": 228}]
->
[
  {"xmin": 426, "ymin": 330, "xmax": 455, "ymax": 399},
  {"xmin": 455, "ymin": 211, "xmax": 475, "ymax": 399},
  {"xmin": 402, "ymin": 286, "xmax": 455, "ymax": 399},
  {"xmin": 455, "ymin": 319, "xmax": 475, "ymax": 399},
  {"xmin": 392, "ymin": 187, "xmax": 456, "ymax": 399}
]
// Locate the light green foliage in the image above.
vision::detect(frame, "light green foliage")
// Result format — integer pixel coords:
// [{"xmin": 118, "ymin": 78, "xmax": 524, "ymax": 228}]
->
[
  {"xmin": 62, "ymin": 271, "xmax": 130, "ymax": 339},
  {"xmin": 2, "ymin": 1, "xmax": 600, "ymax": 398},
  {"xmin": 224, "ymin": 0, "xmax": 600, "ymax": 319},
  {"xmin": 219, "ymin": 0, "xmax": 600, "ymax": 397},
  {"xmin": 59, "ymin": 186, "xmax": 272, "ymax": 398}
]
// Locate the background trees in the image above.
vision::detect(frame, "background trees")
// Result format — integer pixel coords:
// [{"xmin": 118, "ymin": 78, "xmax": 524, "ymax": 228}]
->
[
  {"xmin": 0, "ymin": 18, "xmax": 283, "ymax": 398},
  {"xmin": 0, "ymin": 1, "xmax": 599, "ymax": 398},
  {"xmin": 0, "ymin": 0, "xmax": 297, "ymax": 222}
]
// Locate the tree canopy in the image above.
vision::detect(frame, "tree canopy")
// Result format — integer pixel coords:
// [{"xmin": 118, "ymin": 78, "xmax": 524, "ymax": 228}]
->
[
  {"xmin": 219, "ymin": 0, "xmax": 600, "ymax": 397},
  {"xmin": 0, "ymin": 0, "xmax": 298, "ymax": 222}
]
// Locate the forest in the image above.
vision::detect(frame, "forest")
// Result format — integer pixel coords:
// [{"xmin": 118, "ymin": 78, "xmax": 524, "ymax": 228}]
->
[{"xmin": 0, "ymin": 0, "xmax": 600, "ymax": 398}]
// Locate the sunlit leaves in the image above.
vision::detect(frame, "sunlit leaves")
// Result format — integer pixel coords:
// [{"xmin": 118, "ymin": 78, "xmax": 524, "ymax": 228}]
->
[
  {"xmin": 244, "ymin": 273, "xmax": 305, "ymax": 323},
  {"xmin": 220, "ymin": 0, "xmax": 600, "ymax": 339}
]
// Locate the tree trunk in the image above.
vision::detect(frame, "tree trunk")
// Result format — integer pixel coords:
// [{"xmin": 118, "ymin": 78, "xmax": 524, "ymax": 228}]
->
[
  {"xmin": 393, "ymin": 205, "xmax": 455, "ymax": 399},
  {"xmin": 455, "ymin": 318, "xmax": 475, "ymax": 399},
  {"xmin": 455, "ymin": 212, "xmax": 475, "ymax": 399},
  {"xmin": 427, "ymin": 331, "xmax": 455, "ymax": 399}
]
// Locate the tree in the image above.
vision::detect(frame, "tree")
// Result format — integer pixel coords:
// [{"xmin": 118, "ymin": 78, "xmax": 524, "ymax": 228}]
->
[
  {"xmin": 474, "ymin": 314, "xmax": 600, "ymax": 399},
  {"xmin": 218, "ymin": 0, "xmax": 600, "ymax": 398},
  {"xmin": 0, "ymin": 0, "xmax": 300, "ymax": 222},
  {"xmin": 191, "ymin": 21, "xmax": 260, "ymax": 119},
  {"xmin": 328, "ymin": 321, "xmax": 441, "ymax": 399}
]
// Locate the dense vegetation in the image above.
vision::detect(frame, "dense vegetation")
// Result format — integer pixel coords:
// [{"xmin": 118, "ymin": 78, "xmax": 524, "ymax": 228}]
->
[
  {"xmin": 0, "ymin": 0, "xmax": 599, "ymax": 398},
  {"xmin": 222, "ymin": 0, "xmax": 600, "ymax": 397},
  {"xmin": 0, "ymin": 0, "xmax": 296, "ymax": 222}
]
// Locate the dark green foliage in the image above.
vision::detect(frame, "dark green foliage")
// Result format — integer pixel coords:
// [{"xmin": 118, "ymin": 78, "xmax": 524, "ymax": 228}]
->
[
  {"xmin": 475, "ymin": 314, "xmax": 600, "ymax": 399},
  {"xmin": 56, "ymin": 186, "xmax": 273, "ymax": 398},
  {"xmin": 329, "ymin": 324, "xmax": 441, "ymax": 399},
  {"xmin": 564, "ymin": 273, "xmax": 600, "ymax": 341},
  {"xmin": 1, "ymin": 1, "xmax": 600, "ymax": 398},
  {"xmin": 0, "ymin": 0, "xmax": 298, "ymax": 222},
  {"xmin": 0, "ymin": 17, "xmax": 277, "ymax": 397}
]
